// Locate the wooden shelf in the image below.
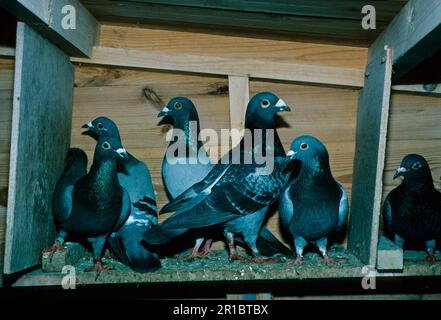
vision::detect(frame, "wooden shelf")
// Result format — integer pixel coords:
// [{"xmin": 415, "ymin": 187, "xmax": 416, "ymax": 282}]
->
[{"xmin": 13, "ymin": 249, "xmax": 441, "ymax": 287}]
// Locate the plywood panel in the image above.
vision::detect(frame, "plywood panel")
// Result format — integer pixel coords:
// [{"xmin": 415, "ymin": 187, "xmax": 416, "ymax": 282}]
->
[
  {"xmin": 0, "ymin": 57, "xmax": 14, "ymax": 286},
  {"xmin": 4, "ymin": 23, "xmax": 74, "ymax": 274}
]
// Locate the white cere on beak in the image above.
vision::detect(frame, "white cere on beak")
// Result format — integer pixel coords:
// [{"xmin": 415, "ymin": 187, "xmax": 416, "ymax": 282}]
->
[
  {"xmin": 275, "ymin": 99, "xmax": 287, "ymax": 108},
  {"xmin": 87, "ymin": 122, "xmax": 93, "ymax": 128},
  {"xmin": 116, "ymin": 148, "xmax": 127, "ymax": 157},
  {"xmin": 162, "ymin": 107, "xmax": 170, "ymax": 113},
  {"xmin": 286, "ymin": 150, "xmax": 296, "ymax": 156},
  {"xmin": 396, "ymin": 167, "xmax": 408, "ymax": 174}
]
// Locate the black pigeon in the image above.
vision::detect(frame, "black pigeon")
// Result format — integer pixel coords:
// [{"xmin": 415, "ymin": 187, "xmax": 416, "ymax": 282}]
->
[
  {"xmin": 279, "ymin": 136, "xmax": 348, "ymax": 265},
  {"xmin": 47, "ymin": 138, "xmax": 131, "ymax": 271},
  {"xmin": 383, "ymin": 154, "xmax": 441, "ymax": 262},
  {"xmin": 82, "ymin": 117, "xmax": 160, "ymax": 272},
  {"xmin": 219, "ymin": 92, "xmax": 293, "ymax": 260},
  {"xmin": 158, "ymin": 97, "xmax": 215, "ymax": 258}
]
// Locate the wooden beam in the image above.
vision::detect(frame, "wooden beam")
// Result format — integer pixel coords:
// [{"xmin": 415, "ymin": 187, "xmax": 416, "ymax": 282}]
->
[
  {"xmin": 4, "ymin": 22, "xmax": 74, "ymax": 274},
  {"xmin": 369, "ymin": 0, "xmax": 441, "ymax": 82},
  {"xmin": 4, "ymin": 45, "xmax": 440, "ymax": 96},
  {"xmin": 122, "ymin": 0, "xmax": 405, "ymax": 21},
  {"xmin": 348, "ymin": 47, "xmax": 393, "ymax": 266},
  {"xmin": 392, "ymin": 83, "xmax": 441, "ymax": 96},
  {"xmin": 72, "ymin": 46, "xmax": 365, "ymax": 88},
  {"xmin": 81, "ymin": 0, "xmax": 391, "ymax": 46},
  {"xmin": 0, "ymin": 0, "xmax": 100, "ymax": 57},
  {"xmin": 0, "ymin": 46, "xmax": 15, "ymax": 57},
  {"xmin": 228, "ymin": 75, "xmax": 249, "ymax": 147}
]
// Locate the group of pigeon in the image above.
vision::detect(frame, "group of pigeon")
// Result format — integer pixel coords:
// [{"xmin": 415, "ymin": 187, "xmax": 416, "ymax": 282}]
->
[{"xmin": 43, "ymin": 91, "xmax": 441, "ymax": 272}]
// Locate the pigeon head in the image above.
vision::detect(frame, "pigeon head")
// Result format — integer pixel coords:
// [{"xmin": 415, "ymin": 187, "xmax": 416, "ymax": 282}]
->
[
  {"xmin": 94, "ymin": 137, "xmax": 128, "ymax": 161},
  {"xmin": 158, "ymin": 97, "xmax": 200, "ymax": 130},
  {"xmin": 394, "ymin": 154, "xmax": 431, "ymax": 181},
  {"xmin": 82, "ymin": 117, "xmax": 121, "ymax": 140},
  {"xmin": 287, "ymin": 135, "xmax": 330, "ymax": 173},
  {"xmin": 245, "ymin": 92, "xmax": 291, "ymax": 129}
]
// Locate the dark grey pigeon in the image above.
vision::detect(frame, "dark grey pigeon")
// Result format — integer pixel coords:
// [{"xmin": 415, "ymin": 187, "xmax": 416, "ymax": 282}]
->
[
  {"xmin": 144, "ymin": 155, "xmax": 299, "ymax": 258},
  {"xmin": 219, "ymin": 92, "xmax": 293, "ymax": 260},
  {"xmin": 279, "ymin": 135, "xmax": 348, "ymax": 265},
  {"xmin": 383, "ymin": 154, "xmax": 441, "ymax": 262},
  {"xmin": 46, "ymin": 138, "xmax": 131, "ymax": 271},
  {"xmin": 82, "ymin": 117, "xmax": 160, "ymax": 272},
  {"xmin": 158, "ymin": 97, "xmax": 214, "ymax": 258}
]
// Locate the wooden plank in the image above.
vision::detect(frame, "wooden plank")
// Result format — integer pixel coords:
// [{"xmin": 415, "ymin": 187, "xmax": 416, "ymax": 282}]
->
[
  {"xmin": 122, "ymin": 0, "xmax": 405, "ymax": 21},
  {"xmin": 376, "ymin": 235, "xmax": 403, "ymax": 272},
  {"xmin": 0, "ymin": 46, "xmax": 15, "ymax": 57},
  {"xmin": 80, "ymin": 0, "xmax": 402, "ymax": 45},
  {"xmin": 0, "ymin": 57, "xmax": 13, "ymax": 287},
  {"xmin": 228, "ymin": 75, "xmax": 249, "ymax": 147},
  {"xmin": 348, "ymin": 48, "xmax": 393, "ymax": 266},
  {"xmin": 0, "ymin": 0, "xmax": 100, "ymax": 57},
  {"xmin": 392, "ymin": 84, "xmax": 441, "ymax": 96},
  {"xmin": 369, "ymin": 0, "xmax": 441, "ymax": 82},
  {"xmin": 98, "ymin": 24, "xmax": 369, "ymax": 69},
  {"xmin": 4, "ymin": 23, "xmax": 74, "ymax": 274},
  {"xmin": 72, "ymin": 46, "xmax": 365, "ymax": 88}
]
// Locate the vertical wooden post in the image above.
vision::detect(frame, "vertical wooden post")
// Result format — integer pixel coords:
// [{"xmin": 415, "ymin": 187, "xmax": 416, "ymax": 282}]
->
[
  {"xmin": 347, "ymin": 47, "xmax": 393, "ymax": 266},
  {"xmin": 4, "ymin": 22, "xmax": 74, "ymax": 274},
  {"xmin": 228, "ymin": 75, "xmax": 249, "ymax": 148}
]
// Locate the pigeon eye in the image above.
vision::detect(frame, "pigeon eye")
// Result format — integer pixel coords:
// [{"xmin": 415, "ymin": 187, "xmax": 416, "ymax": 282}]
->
[
  {"xmin": 174, "ymin": 102, "xmax": 182, "ymax": 110},
  {"xmin": 102, "ymin": 142, "xmax": 111, "ymax": 150},
  {"xmin": 300, "ymin": 143, "xmax": 309, "ymax": 150},
  {"xmin": 412, "ymin": 162, "xmax": 422, "ymax": 170},
  {"xmin": 261, "ymin": 99, "xmax": 270, "ymax": 108},
  {"xmin": 97, "ymin": 123, "xmax": 104, "ymax": 130}
]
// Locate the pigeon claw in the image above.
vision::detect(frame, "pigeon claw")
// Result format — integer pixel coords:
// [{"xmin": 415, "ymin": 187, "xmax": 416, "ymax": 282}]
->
[
  {"xmin": 85, "ymin": 258, "xmax": 113, "ymax": 272},
  {"xmin": 42, "ymin": 240, "xmax": 66, "ymax": 254},
  {"xmin": 425, "ymin": 254, "xmax": 441, "ymax": 263}
]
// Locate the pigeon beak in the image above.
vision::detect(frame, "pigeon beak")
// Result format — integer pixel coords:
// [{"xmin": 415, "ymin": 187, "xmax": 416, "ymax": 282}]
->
[
  {"xmin": 393, "ymin": 167, "xmax": 408, "ymax": 179},
  {"xmin": 275, "ymin": 99, "xmax": 291, "ymax": 112},
  {"xmin": 82, "ymin": 122, "xmax": 93, "ymax": 129},
  {"xmin": 116, "ymin": 148, "xmax": 128, "ymax": 159},
  {"xmin": 286, "ymin": 150, "xmax": 297, "ymax": 157},
  {"xmin": 158, "ymin": 107, "xmax": 170, "ymax": 118}
]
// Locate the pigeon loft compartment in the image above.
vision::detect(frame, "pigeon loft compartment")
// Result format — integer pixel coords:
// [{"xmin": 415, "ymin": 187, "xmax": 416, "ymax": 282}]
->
[{"xmin": 1, "ymin": 0, "xmax": 441, "ymax": 298}]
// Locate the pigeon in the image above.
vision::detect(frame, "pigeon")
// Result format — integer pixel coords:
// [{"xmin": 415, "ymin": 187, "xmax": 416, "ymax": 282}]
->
[
  {"xmin": 144, "ymin": 93, "xmax": 297, "ymax": 262},
  {"xmin": 219, "ymin": 92, "xmax": 293, "ymax": 260},
  {"xmin": 383, "ymin": 154, "xmax": 441, "ymax": 262},
  {"xmin": 82, "ymin": 117, "xmax": 161, "ymax": 272},
  {"xmin": 46, "ymin": 138, "xmax": 131, "ymax": 271},
  {"xmin": 279, "ymin": 135, "xmax": 349, "ymax": 265},
  {"xmin": 158, "ymin": 97, "xmax": 214, "ymax": 258}
]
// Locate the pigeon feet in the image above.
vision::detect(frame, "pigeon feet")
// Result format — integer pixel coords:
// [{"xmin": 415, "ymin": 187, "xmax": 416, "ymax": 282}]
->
[
  {"xmin": 85, "ymin": 258, "xmax": 113, "ymax": 272},
  {"xmin": 425, "ymin": 254, "xmax": 441, "ymax": 263},
  {"xmin": 42, "ymin": 240, "xmax": 66, "ymax": 254}
]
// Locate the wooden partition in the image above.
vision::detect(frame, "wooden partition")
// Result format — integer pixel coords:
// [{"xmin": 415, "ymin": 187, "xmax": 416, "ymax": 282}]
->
[{"xmin": 0, "ymin": 57, "xmax": 14, "ymax": 286}]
